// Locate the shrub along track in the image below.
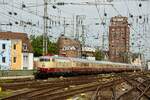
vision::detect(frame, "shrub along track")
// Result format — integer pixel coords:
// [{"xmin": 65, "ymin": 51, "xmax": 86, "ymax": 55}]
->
[{"xmin": 1, "ymin": 71, "xmax": 150, "ymax": 100}]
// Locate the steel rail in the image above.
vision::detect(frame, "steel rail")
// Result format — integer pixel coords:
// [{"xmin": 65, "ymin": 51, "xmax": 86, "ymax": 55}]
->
[
  {"xmin": 135, "ymin": 84, "xmax": 150, "ymax": 100},
  {"xmin": 120, "ymin": 78, "xmax": 150, "ymax": 100},
  {"xmin": 33, "ymin": 78, "xmax": 124, "ymax": 100},
  {"xmin": 2, "ymin": 75, "xmax": 120, "ymax": 99}
]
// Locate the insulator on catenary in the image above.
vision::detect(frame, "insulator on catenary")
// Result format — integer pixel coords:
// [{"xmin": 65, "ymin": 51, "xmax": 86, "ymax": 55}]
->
[
  {"xmin": 8, "ymin": 12, "xmax": 12, "ymax": 15},
  {"xmin": 22, "ymin": 4, "xmax": 26, "ymax": 8},
  {"xmin": 14, "ymin": 12, "xmax": 17, "ymax": 15},
  {"xmin": 52, "ymin": 5, "xmax": 57, "ymax": 9},
  {"xmin": 9, "ymin": 23, "xmax": 12, "ymax": 26},
  {"xmin": 139, "ymin": 3, "xmax": 142, "ymax": 7},
  {"xmin": 104, "ymin": 13, "xmax": 107, "ymax": 16},
  {"xmin": 139, "ymin": 16, "xmax": 142, "ymax": 19},
  {"xmin": 15, "ymin": 22, "xmax": 18, "ymax": 24},
  {"xmin": 130, "ymin": 14, "xmax": 133, "ymax": 18}
]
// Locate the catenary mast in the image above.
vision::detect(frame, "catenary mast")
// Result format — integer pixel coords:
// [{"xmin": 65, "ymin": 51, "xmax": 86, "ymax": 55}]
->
[{"xmin": 43, "ymin": 0, "xmax": 48, "ymax": 55}]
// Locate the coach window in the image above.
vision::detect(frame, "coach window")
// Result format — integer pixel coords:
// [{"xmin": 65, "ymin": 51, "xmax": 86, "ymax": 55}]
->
[
  {"xmin": 85, "ymin": 63, "xmax": 89, "ymax": 66},
  {"xmin": 52, "ymin": 58, "xmax": 55, "ymax": 62},
  {"xmin": 66, "ymin": 63, "xmax": 69, "ymax": 67},
  {"xmin": 61, "ymin": 62, "xmax": 63, "ymax": 66},
  {"xmin": 40, "ymin": 58, "xmax": 44, "ymax": 62},
  {"xmin": 46, "ymin": 59, "xmax": 50, "ymax": 61},
  {"xmin": 44, "ymin": 58, "xmax": 50, "ymax": 62}
]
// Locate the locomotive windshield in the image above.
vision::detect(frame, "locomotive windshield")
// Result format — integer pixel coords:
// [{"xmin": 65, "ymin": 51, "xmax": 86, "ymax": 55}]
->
[{"xmin": 40, "ymin": 58, "xmax": 50, "ymax": 62}]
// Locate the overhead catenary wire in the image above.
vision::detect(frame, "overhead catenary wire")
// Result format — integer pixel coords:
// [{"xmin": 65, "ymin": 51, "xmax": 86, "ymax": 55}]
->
[
  {"xmin": 110, "ymin": 0, "xmax": 150, "ymax": 60},
  {"xmin": 0, "ymin": 0, "xmax": 150, "ymax": 55},
  {"xmin": 0, "ymin": 6, "xmax": 47, "ymax": 34},
  {"xmin": 5, "ymin": 1, "xmax": 73, "ymax": 29},
  {"xmin": 0, "ymin": 1, "xmax": 74, "ymax": 35}
]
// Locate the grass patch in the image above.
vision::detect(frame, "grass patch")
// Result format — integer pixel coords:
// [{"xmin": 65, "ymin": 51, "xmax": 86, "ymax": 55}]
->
[
  {"xmin": 0, "ymin": 79, "xmax": 14, "ymax": 83},
  {"xmin": 0, "ymin": 91, "xmax": 12, "ymax": 99}
]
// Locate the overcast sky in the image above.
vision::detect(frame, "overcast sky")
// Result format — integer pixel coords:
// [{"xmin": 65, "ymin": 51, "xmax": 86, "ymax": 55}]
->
[{"xmin": 0, "ymin": 0, "xmax": 150, "ymax": 60}]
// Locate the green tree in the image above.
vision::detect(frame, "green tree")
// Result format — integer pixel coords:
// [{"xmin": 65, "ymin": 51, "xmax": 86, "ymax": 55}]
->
[
  {"xmin": 94, "ymin": 50, "xmax": 105, "ymax": 61},
  {"xmin": 30, "ymin": 35, "xmax": 58, "ymax": 57}
]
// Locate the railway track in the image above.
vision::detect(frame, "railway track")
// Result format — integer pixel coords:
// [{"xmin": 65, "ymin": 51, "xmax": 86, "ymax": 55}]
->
[
  {"xmin": 3, "ymin": 77, "xmax": 122, "ymax": 100},
  {"xmin": 92, "ymin": 72, "xmax": 150, "ymax": 100},
  {"xmin": 0, "ymin": 73, "xmax": 120, "ymax": 90},
  {"xmin": 1, "ymin": 73, "xmax": 122, "ymax": 100},
  {"xmin": 118, "ymin": 77, "xmax": 150, "ymax": 100},
  {"xmin": 1, "ymin": 72, "xmax": 150, "ymax": 100}
]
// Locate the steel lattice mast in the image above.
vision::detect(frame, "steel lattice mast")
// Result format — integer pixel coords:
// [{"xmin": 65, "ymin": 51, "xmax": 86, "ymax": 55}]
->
[{"xmin": 43, "ymin": 0, "xmax": 48, "ymax": 56}]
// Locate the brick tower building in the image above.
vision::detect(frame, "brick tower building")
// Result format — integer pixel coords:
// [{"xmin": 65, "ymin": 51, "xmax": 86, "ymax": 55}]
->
[{"xmin": 109, "ymin": 16, "xmax": 130, "ymax": 63}]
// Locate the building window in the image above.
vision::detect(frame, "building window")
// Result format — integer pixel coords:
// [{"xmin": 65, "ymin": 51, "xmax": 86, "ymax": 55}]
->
[
  {"xmin": 23, "ymin": 56, "xmax": 28, "ymax": 60},
  {"xmin": 14, "ymin": 57, "xmax": 16, "ymax": 63},
  {"xmin": 2, "ymin": 57, "xmax": 6, "ymax": 63},
  {"xmin": 14, "ymin": 44, "xmax": 16, "ymax": 50},
  {"xmin": 2, "ymin": 44, "xmax": 6, "ymax": 49},
  {"xmin": 23, "ymin": 44, "xmax": 28, "ymax": 51},
  {"xmin": 111, "ymin": 28, "xmax": 115, "ymax": 31}
]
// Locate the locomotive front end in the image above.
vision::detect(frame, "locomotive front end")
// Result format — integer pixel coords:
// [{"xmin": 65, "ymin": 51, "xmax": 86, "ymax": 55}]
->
[{"xmin": 35, "ymin": 56, "xmax": 54, "ymax": 79}]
